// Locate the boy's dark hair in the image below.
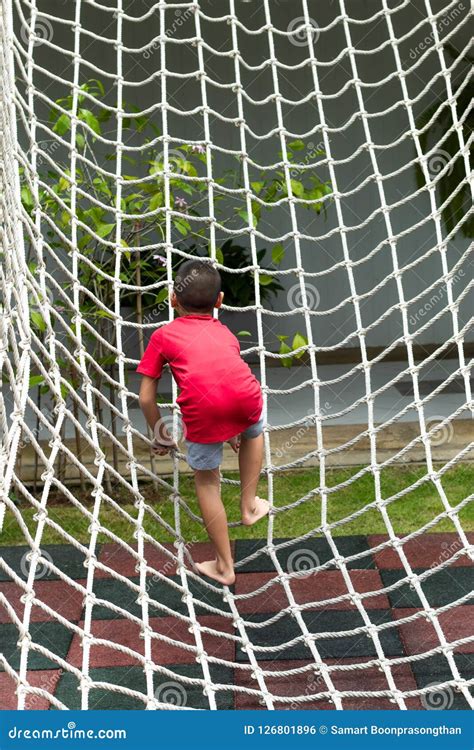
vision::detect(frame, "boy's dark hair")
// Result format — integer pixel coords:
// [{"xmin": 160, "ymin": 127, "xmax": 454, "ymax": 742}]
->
[{"xmin": 174, "ymin": 259, "xmax": 222, "ymax": 312}]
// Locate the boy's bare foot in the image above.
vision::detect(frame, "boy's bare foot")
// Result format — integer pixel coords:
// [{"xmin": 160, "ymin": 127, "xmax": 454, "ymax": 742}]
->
[
  {"xmin": 195, "ymin": 560, "xmax": 236, "ymax": 586},
  {"xmin": 241, "ymin": 496, "xmax": 270, "ymax": 526}
]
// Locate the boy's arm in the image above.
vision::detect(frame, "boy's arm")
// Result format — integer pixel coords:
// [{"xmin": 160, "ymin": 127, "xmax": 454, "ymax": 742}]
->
[{"xmin": 139, "ymin": 375, "xmax": 176, "ymax": 455}]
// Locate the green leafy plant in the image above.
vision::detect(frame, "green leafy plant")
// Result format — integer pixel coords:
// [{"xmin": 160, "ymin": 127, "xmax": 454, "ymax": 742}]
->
[{"xmin": 20, "ymin": 78, "xmax": 332, "ymax": 399}]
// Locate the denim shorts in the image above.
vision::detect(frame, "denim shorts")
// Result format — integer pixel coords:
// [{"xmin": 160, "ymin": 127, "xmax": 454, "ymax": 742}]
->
[{"xmin": 185, "ymin": 413, "xmax": 264, "ymax": 471}]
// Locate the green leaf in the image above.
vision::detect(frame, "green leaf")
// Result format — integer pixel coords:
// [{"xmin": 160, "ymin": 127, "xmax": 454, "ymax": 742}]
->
[
  {"xmin": 60, "ymin": 210, "xmax": 71, "ymax": 227},
  {"xmin": 251, "ymin": 181, "xmax": 264, "ymax": 194},
  {"xmin": 149, "ymin": 192, "xmax": 163, "ymax": 212},
  {"xmin": 21, "ymin": 186, "xmax": 34, "ymax": 210},
  {"xmin": 155, "ymin": 288, "xmax": 168, "ymax": 304},
  {"xmin": 176, "ymin": 159, "xmax": 196, "ymax": 177},
  {"xmin": 87, "ymin": 78, "xmax": 105, "ymax": 97},
  {"xmin": 173, "ymin": 218, "xmax": 191, "ymax": 236},
  {"xmin": 58, "ymin": 172, "xmax": 71, "ymax": 192},
  {"xmin": 237, "ymin": 330, "xmax": 251, "ymax": 337},
  {"xmin": 237, "ymin": 208, "xmax": 258, "ymax": 228},
  {"xmin": 278, "ymin": 341, "xmax": 293, "ymax": 367},
  {"xmin": 272, "ymin": 243, "xmax": 285, "ymax": 265},
  {"xmin": 29, "ymin": 374, "xmax": 45, "ymax": 388},
  {"xmin": 288, "ymin": 139, "xmax": 305, "ymax": 151},
  {"xmin": 215, "ymin": 247, "xmax": 224, "ymax": 265},
  {"xmin": 120, "ymin": 239, "xmax": 131, "ymax": 262},
  {"xmin": 290, "ymin": 179, "xmax": 305, "ymax": 197},
  {"xmin": 95, "ymin": 223, "xmax": 115, "ymax": 239},
  {"xmin": 53, "ymin": 113, "xmax": 71, "ymax": 135},
  {"xmin": 292, "ymin": 332, "xmax": 308, "ymax": 359},
  {"xmin": 79, "ymin": 109, "xmax": 101, "ymax": 135},
  {"xmin": 251, "ymin": 200, "xmax": 261, "ymax": 224},
  {"xmin": 258, "ymin": 274, "xmax": 274, "ymax": 286},
  {"xmin": 30, "ymin": 311, "xmax": 46, "ymax": 331},
  {"xmin": 93, "ymin": 177, "xmax": 112, "ymax": 198}
]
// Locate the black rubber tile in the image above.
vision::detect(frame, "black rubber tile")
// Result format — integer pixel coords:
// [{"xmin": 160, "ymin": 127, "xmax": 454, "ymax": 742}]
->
[
  {"xmin": 411, "ymin": 654, "xmax": 474, "ymax": 710},
  {"xmin": 89, "ymin": 576, "xmax": 232, "ymax": 620},
  {"xmin": 0, "ymin": 544, "xmax": 93, "ymax": 582},
  {"xmin": 381, "ymin": 567, "xmax": 474, "ymax": 608},
  {"xmin": 53, "ymin": 664, "xmax": 233, "ymax": 710},
  {"xmin": 236, "ymin": 609, "xmax": 404, "ymax": 662},
  {"xmin": 235, "ymin": 536, "xmax": 375, "ymax": 573},
  {"xmin": 0, "ymin": 621, "xmax": 74, "ymax": 671}
]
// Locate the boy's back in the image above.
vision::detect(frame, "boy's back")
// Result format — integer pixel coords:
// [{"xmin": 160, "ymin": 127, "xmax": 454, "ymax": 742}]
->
[{"xmin": 137, "ymin": 314, "xmax": 263, "ymax": 443}]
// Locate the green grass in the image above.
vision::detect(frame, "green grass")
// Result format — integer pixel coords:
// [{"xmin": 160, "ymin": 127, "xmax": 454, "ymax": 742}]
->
[{"xmin": 3, "ymin": 464, "xmax": 473, "ymax": 547}]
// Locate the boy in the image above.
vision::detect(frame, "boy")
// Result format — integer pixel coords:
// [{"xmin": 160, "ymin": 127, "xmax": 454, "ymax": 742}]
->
[{"xmin": 137, "ymin": 259, "xmax": 269, "ymax": 585}]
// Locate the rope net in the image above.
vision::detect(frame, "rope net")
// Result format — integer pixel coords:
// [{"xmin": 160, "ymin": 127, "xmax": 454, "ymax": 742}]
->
[{"xmin": 1, "ymin": 0, "xmax": 473, "ymax": 710}]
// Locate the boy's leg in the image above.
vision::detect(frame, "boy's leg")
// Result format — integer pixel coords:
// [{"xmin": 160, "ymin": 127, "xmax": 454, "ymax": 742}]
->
[
  {"xmin": 239, "ymin": 433, "xmax": 269, "ymax": 525},
  {"xmin": 193, "ymin": 468, "xmax": 235, "ymax": 585}
]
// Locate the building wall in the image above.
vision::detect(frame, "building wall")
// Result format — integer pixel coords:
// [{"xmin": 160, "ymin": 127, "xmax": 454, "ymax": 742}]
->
[{"xmin": 15, "ymin": 0, "xmax": 473, "ymax": 357}]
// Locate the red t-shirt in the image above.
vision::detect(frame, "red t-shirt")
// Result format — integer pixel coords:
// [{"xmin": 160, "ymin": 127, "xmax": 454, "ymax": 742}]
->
[{"xmin": 136, "ymin": 314, "xmax": 263, "ymax": 443}]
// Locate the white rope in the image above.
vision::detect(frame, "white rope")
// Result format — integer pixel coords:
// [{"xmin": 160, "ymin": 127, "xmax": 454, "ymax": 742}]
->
[{"xmin": 1, "ymin": 0, "xmax": 473, "ymax": 710}]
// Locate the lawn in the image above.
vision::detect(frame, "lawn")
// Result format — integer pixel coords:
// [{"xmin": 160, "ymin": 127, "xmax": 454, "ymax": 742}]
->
[{"xmin": 2, "ymin": 463, "xmax": 473, "ymax": 547}]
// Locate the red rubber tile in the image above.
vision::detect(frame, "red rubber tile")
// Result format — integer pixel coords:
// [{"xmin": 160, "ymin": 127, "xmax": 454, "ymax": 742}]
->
[
  {"xmin": 97, "ymin": 541, "xmax": 232, "ymax": 579},
  {"xmin": 368, "ymin": 533, "xmax": 474, "ymax": 570},
  {"xmin": 0, "ymin": 580, "xmax": 85, "ymax": 624},
  {"xmin": 0, "ymin": 669, "xmax": 62, "ymax": 710},
  {"xmin": 96, "ymin": 543, "xmax": 175, "ymax": 579},
  {"xmin": 234, "ymin": 570, "xmax": 389, "ymax": 613},
  {"xmin": 66, "ymin": 615, "xmax": 234, "ymax": 668},
  {"xmin": 393, "ymin": 605, "xmax": 474, "ymax": 655},
  {"xmin": 234, "ymin": 658, "xmax": 421, "ymax": 710}
]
